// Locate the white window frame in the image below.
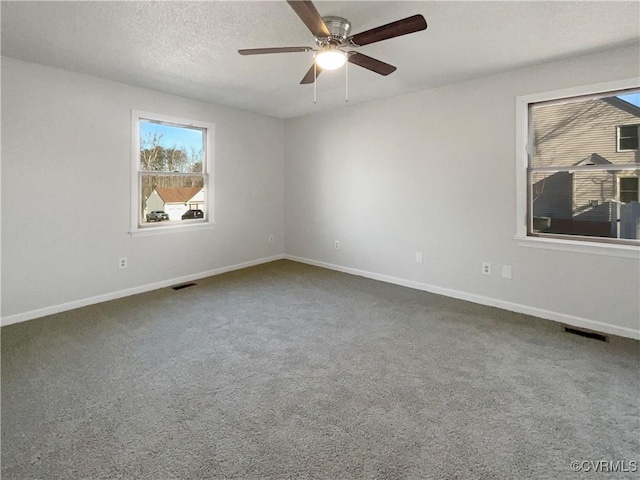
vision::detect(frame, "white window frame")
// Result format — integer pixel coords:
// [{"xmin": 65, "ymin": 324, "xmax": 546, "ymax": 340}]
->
[
  {"xmin": 130, "ymin": 110, "xmax": 215, "ymax": 237},
  {"xmin": 617, "ymin": 124, "xmax": 640, "ymax": 152},
  {"xmin": 515, "ymin": 78, "xmax": 640, "ymax": 259}
]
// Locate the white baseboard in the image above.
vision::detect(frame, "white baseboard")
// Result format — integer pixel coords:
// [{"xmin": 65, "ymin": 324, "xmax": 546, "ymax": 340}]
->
[
  {"xmin": 1, "ymin": 254, "xmax": 285, "ymax": 327},
  {"xmin": 284, "ymin": 255, "xmax": 640, "ymax": 340},
  {"xmin": 4, "ymin": 253, "xmax": 638, "ymax": 340}
]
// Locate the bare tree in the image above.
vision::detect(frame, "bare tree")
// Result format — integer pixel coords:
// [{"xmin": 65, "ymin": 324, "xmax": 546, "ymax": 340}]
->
[
  {"xmin": 187, "ymin": 145, "xmax": 203, "ymax": 173},
  {"xmin": 140, "ymin": 131, "xmax": 165, "ymax": 170},
  {"xmin": 165, "ymin": 145, "xmax": 188, "ymax": 172}
]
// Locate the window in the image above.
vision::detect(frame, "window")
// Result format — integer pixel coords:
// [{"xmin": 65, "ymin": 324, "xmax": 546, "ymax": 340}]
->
[
  {"xmin": 516, "ymin": 81, "xmax": 640, "ymax": 253},
  {"xmin": 618, "ymin": 124, "xmax": 639, "ymax": 151},
  {"xmin": 620, "ymin": 177, "xmax": 639, "ymax": 203},
  {"xmin": 131, "ymin": 111, "xmax": 214, "ymax": 235}
]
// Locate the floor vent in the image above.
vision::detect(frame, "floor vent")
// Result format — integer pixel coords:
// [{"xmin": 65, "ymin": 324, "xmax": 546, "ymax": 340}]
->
[
  {"xmin": 171, "ymin": 282, "xmax": 197, "ymax": 291},
  {"xmin": 564, "ymin": 327, "xmax": 608, "ymax": 342}
]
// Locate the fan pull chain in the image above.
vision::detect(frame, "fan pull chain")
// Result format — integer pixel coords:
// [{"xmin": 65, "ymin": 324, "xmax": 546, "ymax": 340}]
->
[
  {"xmin": 345, "ymin": 59, "xmax": 348, "ymax": 103},
  {"xmin": 313, "ymin": 58, "xmax": 317, "ymax": 104}
]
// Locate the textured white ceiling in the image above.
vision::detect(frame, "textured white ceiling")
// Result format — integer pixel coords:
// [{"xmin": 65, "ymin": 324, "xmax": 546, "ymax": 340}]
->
[{"xmin": 2, "ymin": 1, "xmax": 639, "ymax": 118}]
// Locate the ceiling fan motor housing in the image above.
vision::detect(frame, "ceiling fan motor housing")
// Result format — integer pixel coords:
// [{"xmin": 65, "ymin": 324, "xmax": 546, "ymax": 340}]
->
[{"xmin": 316, "ymin": 16, "xmax": 351, "ymax": 46}]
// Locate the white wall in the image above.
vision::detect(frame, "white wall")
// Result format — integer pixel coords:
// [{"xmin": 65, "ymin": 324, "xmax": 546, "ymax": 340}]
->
[
  {"xmin": 284, "ymin": 45, "xmax": 640, "ymax": 338},
  {"xmin": 3, "ymin": 47, "xmax": 639, "ymax": 337},
  {"xmin": 1, "ymin": 57, "xmax": 284, "ymax": 321}
]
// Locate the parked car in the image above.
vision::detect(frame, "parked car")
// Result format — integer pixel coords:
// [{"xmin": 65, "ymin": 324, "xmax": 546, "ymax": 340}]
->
[
  {"xmin": 181, "ymin": 209, "xmax": 204, "ymax": 220},
  {"xmin": 146, "ymin": 210, "xmax": 169, "ymax": 222}
]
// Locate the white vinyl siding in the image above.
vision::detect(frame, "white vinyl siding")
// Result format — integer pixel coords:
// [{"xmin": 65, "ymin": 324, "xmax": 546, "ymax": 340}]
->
[
  {"xmin": 572, "ymin": 171, "xmax": 615, "ymax": 223},
  {"xmin": 532, "ymin": 98, "xmax": 638, "ymax": 168}
]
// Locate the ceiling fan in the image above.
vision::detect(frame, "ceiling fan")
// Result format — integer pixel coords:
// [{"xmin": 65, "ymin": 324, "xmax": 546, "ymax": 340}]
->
[{"xmin": 238, "ymin": 0, "xmax": 427, "ymax": 85}]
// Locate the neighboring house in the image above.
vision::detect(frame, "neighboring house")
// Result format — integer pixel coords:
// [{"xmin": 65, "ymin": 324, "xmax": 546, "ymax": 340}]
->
[
  {"xmin": 531, "ymin": 96, "xmax": 640, "ymax": 238},
  {"xmin": 145, "ymin": 187, "xmax": 204, "ymax": 220}
]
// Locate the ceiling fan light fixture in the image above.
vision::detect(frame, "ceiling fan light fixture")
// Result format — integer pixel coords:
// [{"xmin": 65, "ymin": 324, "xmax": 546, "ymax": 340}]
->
[{"xmin": 315, "ymin": 48, "xmax": 346, "ymax": 70}]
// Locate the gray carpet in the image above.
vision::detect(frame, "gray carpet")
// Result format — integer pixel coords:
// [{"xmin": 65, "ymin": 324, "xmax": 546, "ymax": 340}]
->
[{"xmin": 2, "ymin": 260, "xmax": 639, "ymax": 479}]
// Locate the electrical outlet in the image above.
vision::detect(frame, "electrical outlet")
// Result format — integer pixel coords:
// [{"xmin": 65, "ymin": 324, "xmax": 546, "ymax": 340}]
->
[
  {"xmin": 482, "ymin": 262, "xmax": 491, "ymax": 275},
  {"xmin": 268, "ymin": 234, "xmax": 274, "ymax": 243},
  {"xmin": 502, "ymin": 265, "xmax": 512, "ymax": 279},
  {"xmin": 415, "ymin": 252, "xmax": 423, "ymax": 264},
  {"xmin": 334, "ymin": 240, "xmax": 340, "ymax": 249},
  {"xmin": 119, "ymin": 257, "xmax": 127, "ymax": 269}
]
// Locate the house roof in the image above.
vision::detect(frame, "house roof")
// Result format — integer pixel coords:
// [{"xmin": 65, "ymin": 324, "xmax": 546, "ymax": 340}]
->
[
  {"xmin": 574, "ymin": 153, "xmax": 613, "ymax": 167},
  {"xmin": 155, "ymin": 187, "xmax": 203, "ymax": 204},
  {"xmin": 603, "ymin": 97, "xmax": 640, "ymax": 117}
]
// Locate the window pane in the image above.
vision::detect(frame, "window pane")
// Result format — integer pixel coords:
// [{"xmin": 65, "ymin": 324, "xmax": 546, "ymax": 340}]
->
[
  {"xmin": 530, "ymin": 170, "xmax": 640, "ymax": 239},
  {"xmin": 620, "ymin": 177, "xmax": 639, "ymax": 203},
  {"xmin": 619, "ymin": 125, "xmax": 637, "ymax": 137},
  {"xmin": 531, "ymin": 96, "xmax": 639, "ymax": 168},
  {"xmin": 620, "ymin": 177, "xmax": 638, "ymax": 190},
  {"xmin": 619, "ymin": 136, "xmax": 638, "ymax": 151},
  {"xmin": 141, "ymin": 174, "xmax": 205, "ymax": 223},
  {"xmin": 140, "ymin": 121, "xmax": 204, "ymax": 173}
]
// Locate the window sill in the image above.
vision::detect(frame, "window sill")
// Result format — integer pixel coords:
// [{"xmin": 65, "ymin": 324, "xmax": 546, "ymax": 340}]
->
[
  {"xmin": 129, "ymin": 222, "xmax": 216, "ymax": 238},
  {"xmin": 515, "ymin": 235, "xmax": 640, "ymax": 258}
]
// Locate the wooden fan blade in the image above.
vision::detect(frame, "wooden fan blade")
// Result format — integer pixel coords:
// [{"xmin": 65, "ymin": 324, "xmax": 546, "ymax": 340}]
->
[
  {"xmin": 347, "ymin": 14, "xmax": 427, "ymax": 47},
  {"xmin": 287, "ymin": 1, "xmax": 330, "ymax": 38},
  {"xmin": 238, "ymin": 47, "xmax": 311, "ymax": 55},
  {"xmin": 300, "ymin": 64, "xmax": 322, "ymax": 84},
  {"xmin": 348, "ymin": 52, "xmax": 396, "ymax": 76}
]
